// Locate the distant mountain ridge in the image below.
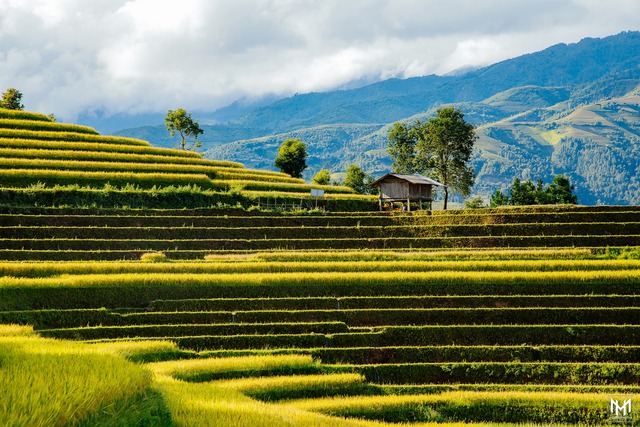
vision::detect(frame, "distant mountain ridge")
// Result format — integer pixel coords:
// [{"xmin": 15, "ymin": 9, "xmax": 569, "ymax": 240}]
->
[{"xmin": 114, "ymin": 31, "xmax": 640, "ymax": 205}]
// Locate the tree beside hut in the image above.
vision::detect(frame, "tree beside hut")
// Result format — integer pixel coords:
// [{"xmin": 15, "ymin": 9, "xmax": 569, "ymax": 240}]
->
[{"xmin": 387, "ymin": 106, "xmax": 476, "ymax": 209}]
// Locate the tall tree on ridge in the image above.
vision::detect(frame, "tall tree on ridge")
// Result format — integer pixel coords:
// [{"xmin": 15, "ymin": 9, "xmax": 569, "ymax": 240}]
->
[
  {"xmin": 274, "ymin": 138, "xmax": 308, "ymax": 178},
  {"xmin": 165, "ymin": 108, "xmax": 204, "ymax": 151},
  {"xmin": 1, "ymin": 88, "xmax": 24, "ymax": 110},
  {"xmin": 387, "ymin": 122, "xmax": 417, "ymax": 174},
  {"xmin": 414, "ymin": 107, "xmax": 476, "ymax": 210}
]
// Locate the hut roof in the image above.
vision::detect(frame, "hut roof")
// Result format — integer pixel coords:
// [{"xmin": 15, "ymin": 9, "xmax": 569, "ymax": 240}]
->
[{"xmin": 370, "ymin": 173, "xmax": 445, "ymax": 187}]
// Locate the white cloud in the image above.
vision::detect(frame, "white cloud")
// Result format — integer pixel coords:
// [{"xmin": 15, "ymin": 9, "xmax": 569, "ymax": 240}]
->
[{"xmin": 0, "ymin": 0, "xmax": 638, "ymax": 121}]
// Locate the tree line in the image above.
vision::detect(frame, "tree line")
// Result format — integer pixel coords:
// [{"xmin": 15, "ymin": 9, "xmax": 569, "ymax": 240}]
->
[{"xmin": 489, "ymin": 175, "xmax": 578, "ymax": 207}]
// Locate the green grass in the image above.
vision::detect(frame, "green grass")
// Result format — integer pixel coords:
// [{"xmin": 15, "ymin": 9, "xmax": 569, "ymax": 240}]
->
[
  {"xmin": 0, "ymin": 129, "xmax": 156, "ymax": 146},
  {"xmin": 217, "ymin": 372, "xmax": 374, "ymax": 401},
  {"xmin": 0, "ymin": 168, "xmax": 221, "ymax": 189},
  {"xmin": 0, "ymin": 156, "xmax": 226, "ymax": 177},
  {"xmin": 216, "ymin": 169, "xmax": 305, "ymax": 183},
  {"xmin": 150, "ymin": 354, "xmax": 319, "ymax": 381},
  {"xmin": 0, "ymin": 325, "xmax": 155, "ymax": 426},
  {"xmin": 0, "ymin": 118, "xmax": 99, "ymax": 134},
  {"xmin": 0, "ymin": 136, "xmax": 199, "ymax": 156},
  {"xmin": 9, "ymin": 222, "xmax": 640, "ymax": 240},
  {"xmin": 0, "ymin": 145, "xmax": 241, "ymax": 166},
  {"xmin": 40, "ymin": 321, "xmax": 349, "ymax": 340},
  {"xmin": 5, "ymin": 110, "xmax": 640, "ymax": 426},
  {"xmin": 5, "ymin": 269, "xmax": 640, "ymax": 310},
  {"xmin": 3, "ymin": 259, "xmax": 640, "ymax": 277},
  {"xmin": 3, "ymin": 269, "xmax": 640, "ymax": 291},
  {"xmin": 241, "ymin": 344, "xmax": 640, "ymax": 364},
  {"xmin": 0, "ymin": 108, "xmax": 52, "ymax": 121},
  {"xmin": 0, "ymin": 155, "xmax": 303, "ymax": 182}
]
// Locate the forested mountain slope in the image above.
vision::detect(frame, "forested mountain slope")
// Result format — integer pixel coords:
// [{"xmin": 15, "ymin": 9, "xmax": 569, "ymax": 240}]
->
[{"xmin": 115, "ymin": 31, "xmax": 640, "ymax": 204}]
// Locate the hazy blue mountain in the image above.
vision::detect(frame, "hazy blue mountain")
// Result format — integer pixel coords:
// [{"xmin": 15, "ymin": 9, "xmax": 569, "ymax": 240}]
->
[
  {"xmin": 215, "ymin": 31, "xmax": 640, "ymax": 132},
  {"xmin": 114, "ymin": 31, "xmax": 640, "ymax": 205},
  {"xmin": 79, "ymin": 111, "xmax": 166, "ymax": 134}
]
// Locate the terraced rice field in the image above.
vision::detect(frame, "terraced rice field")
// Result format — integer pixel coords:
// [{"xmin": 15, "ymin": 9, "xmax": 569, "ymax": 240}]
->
[
  {"xmin": 2, "ymin": 204, "xmax": 640, "ymax": 260},
  {"xmin": 0, "ymin": 108, "xmax": 366, "ymax": 211},
  {"xmin": 2, "ymin": 205, "xmax": 640, "ymax": 425}
]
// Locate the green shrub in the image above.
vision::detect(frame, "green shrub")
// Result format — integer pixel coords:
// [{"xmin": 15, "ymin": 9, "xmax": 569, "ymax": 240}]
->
[
  {"xmin": 140, "ymin": 252, "xmax": 168, "ymax": 262},
  {"xmin": 0, "ymin": 185, "xmax": 244, "ymax": 210},
  {"xmin": 311, "ymin": 345, "xmax": 640, "ymax": 364},
  {"xmin": 176, "ymin": 333, "xmax": 330, "ymax": 351},
  {"xmin": 161, "ymin": 325, "xmax": 640, "ymax": 351},
  {"xmin": 4, "ymin": 234, "xmax": 640, "ymax": 251},
  {"xmin": 216, "ymin": 170, "xmax": 304, "ymax": 183},
  {"xmin": 354, "ymin": 362, "xmax": 640, "ymax": 385},
  {"xmin": 147, "ymin": 294, "xmax": 640, "ymax": 312},
  {"xmin": 616, "ymin": 247, "xmax": 640, "ymax": 259},
  {"xmin": 233, "ymin": 307, "xmax": 640, "ymax": 327},
  {"xmin": 213, "ymin": 179, "xmax": 356, "ymax": 194},
  {"xmin": 148, "ymin": 297, "xmax": 341, "ymax": 312}
]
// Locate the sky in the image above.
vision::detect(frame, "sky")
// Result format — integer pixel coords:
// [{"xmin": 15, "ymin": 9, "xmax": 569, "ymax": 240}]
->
[{"xmin": 1, "ymin": 0, "xmax": 639, "ymax": 123}]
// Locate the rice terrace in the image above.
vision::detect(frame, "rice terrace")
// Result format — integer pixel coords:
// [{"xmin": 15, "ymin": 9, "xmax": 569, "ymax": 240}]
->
[{"xmin": 3, "ymin": 107, "xmax": 640, "ymax": 427}]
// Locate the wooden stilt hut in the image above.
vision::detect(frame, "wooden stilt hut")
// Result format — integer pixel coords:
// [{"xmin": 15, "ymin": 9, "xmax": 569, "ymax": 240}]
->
[{"xmin": 370, "ymin": 173, "xmax": 444, "ymax": 211}]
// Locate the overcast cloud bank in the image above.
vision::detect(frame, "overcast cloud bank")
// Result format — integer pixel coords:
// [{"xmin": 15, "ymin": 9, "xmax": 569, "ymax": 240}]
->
[{"xmin": 1, "ymin": 0, "xmax": 639, "ymax": 121}]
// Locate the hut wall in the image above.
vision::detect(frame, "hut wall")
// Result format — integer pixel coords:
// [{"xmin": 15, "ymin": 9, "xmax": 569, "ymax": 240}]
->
[
  {"xmin": 380, "ymin": 181, "xmax": 409, "ymax": 200},
  {"xmin": 409, "ymin": 184, "xmax": 432, "ymax": 200}
]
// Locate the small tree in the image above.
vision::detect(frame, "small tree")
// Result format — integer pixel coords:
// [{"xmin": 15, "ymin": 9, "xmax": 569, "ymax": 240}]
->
[
  {"xmin": 464, "ymin": 195, "xmax": 485, "ymax": 209},
  {"xmin": 387, "ymin": 122, "xmax": 417, "ymax": 173},
  {"xmin": 489, "ymin": 189, "xmax": 509, "ymax": 207},
  {"xmin": 414, "ymin": 107, "xmax": 477, "ymax": 209},
  {"xmin": 165, "ymin": 108, "xmax": 203, "ymax": 151},
  {"xmin": 312, "ymin": 169, "xmax": 331, "ymax": 185},
  {"xmin": 509, "ymin": 178, "xmax": 537, "ymax": 205},
  {"xmin": 274, "ymin": 138, "xmax": 307, "ymax": 178},
  {"xmin": 344, "ymin": 164, "xmax": 368, "ymax": 194},
  {"xmin": 547, "ymin": 174, "xmax": 578, "ymax": 204},
  {"xmin": 1, "ymin": 88, "xmax": 24, "ymax": 110}
]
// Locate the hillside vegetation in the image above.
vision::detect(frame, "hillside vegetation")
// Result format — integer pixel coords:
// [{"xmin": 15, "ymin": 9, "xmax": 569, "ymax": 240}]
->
[
  {"xmin": 2, "ymin": 204, "xmax": 640, "ymax": 425},
  {"xmin": 0, "ymin": 108, "xmax": 373, "ymax": 210}
]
